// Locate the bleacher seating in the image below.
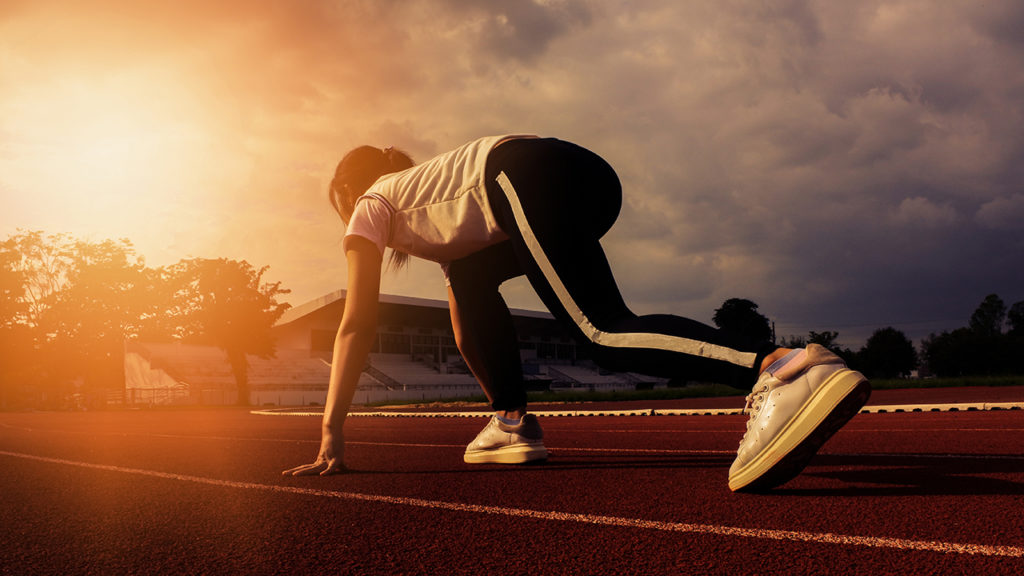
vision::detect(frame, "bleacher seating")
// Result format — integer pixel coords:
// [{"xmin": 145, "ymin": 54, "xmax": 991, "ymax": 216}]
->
[
  {"xmin": 549, "ymin": 364, "xmax": 631, "ymax": 385},
  {"xmin": 368, "ymin": 353, "xmax": 478, "ymax": 388},
  {"xmin": 545, "ymin": 363, "xmax": 669, "ymax": 392},
  {"xmin": 129, "ymin": 343, "xmax": 330, "ymax": 388},
  {"xmin": 125, "ymin": 344, "xmax": 484, "ymax": 405}
]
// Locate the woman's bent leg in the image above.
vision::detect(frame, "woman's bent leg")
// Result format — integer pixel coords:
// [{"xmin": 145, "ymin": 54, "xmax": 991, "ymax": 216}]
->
[{"xmin": 447, "ymin": 242, "xmax": 529, "ymax": 411}]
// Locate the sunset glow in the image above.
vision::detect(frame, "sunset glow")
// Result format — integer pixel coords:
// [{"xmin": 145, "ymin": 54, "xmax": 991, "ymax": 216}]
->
[
  {"xmin": 3, "ymin": 0, "xmax": 1023, "ymax": 346},
  {"xmin": 2, "ymin": 46, "xmax": 249, "ymax": 265}
]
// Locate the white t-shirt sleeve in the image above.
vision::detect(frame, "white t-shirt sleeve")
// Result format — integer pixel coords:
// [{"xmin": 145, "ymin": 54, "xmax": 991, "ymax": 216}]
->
[
  {"xmin": 345, "ymin": 197, "xmax": 451, "ymax": 285},
  {"xmin": 343, "ymin": 196, "xmax": 391, "ymax": 255}
]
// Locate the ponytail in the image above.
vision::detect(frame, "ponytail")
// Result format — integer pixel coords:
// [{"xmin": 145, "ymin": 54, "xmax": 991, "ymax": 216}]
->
[{"xmin": 329, "ymin": 145, "xmax": 415, "ymax": 271}]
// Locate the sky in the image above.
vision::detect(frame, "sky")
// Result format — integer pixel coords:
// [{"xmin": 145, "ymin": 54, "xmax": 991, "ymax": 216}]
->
[{"xmin": 2, "ymin": 0, "xmax": 1023, "ymax": 349}]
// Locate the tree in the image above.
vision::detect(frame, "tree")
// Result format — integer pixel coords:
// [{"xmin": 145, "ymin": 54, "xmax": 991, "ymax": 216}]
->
[
  {"xmin": 1007, "ymin": 301, "xmax": 1024, "ymax": 336},
  {"xmin": 40, "ymin": 238, "xmax": 157, "ymax": 404},
  {"xmin": 1008, "ymin": 301, "xmax": 1024, "ymax": 374},
  {"xmin": 807, "ymin": 331, "xmax": 839, "ymax": 349},
  {"xmin": 164, "ymin": 258, "xmax": 290, "ymax": 405},
  {"xmin": 857, "ymin": 327, "xmax": 918, "ymax": 379},
  {"xmin": 0, "ymin": 246, "xmax": 27, "ymax": 330},
  {"xmin": 0, "ymin": 231, "xmax": 77, "ymax": 407},
  {"xmin": 0, "ymin": 246, "xmax": 30, "ymax": 408},
  {"xmin": 969, "ymin": 294, "xmax": 1006, "ymax": 337},
  {"xmin": 780, "ymin": 330, "xmax": 853, "ymax": 362},
  {"xmin": 921, "ymin": 294, "xmax": 1024, "ymax": 377},
  {"xmin": 968, "ymin": 294, "xmax": 1014, "ymax": 373},
  {"xmin": 0, "ymin": 231, "xmax": 75, "ymax": 327},
  {"xmin": 922, "ymin": 328, "xmax": 979, "ymax": 377},
  {"xmin": 2, "ymin": 231, "xmax": 295, "ymax": 408},
  {"xmin": 778, "ymin": 334, "xmax": 806, "ymax": 348},
  {"xmin": 712, "ymin": 298, "xmax": 772, "ymax": 344}
]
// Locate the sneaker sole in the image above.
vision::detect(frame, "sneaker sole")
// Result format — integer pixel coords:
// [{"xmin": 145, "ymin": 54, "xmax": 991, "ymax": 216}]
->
[
  {"xmin": 464, "ymin": 443, "xmax": 548, "ymax": 465},
  {"xmin": 728, "ymin": 369, "xmax": 871, "ymax": 492}
]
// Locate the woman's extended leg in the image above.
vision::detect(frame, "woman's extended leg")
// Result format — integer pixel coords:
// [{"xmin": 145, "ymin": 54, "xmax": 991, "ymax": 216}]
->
[
  {"xmin": 484, "ymin": 138, "xmax": 776, "ymax": 388},
  {"xmin": 484, "ymin": 138, "xmax": 870, "ymax": 491}
]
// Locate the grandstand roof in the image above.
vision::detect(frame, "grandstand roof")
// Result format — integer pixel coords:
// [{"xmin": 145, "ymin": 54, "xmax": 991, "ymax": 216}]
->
[{"xmin": 276, "ymin": 289, "xmax": 554, "ymax": 328}]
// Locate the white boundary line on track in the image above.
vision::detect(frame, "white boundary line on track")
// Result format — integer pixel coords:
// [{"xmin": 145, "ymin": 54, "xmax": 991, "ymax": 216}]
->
[
  {"xmin": 2, "ymin": 449, "xmax": 1022, "ymax": 559},
  {"xmin": 252, "ymin": 402, "xmax": 1024, "ymax": 418},
  {"xmin": 14, "ymin": 427, "xmax": 1024, "ymax": 460}
]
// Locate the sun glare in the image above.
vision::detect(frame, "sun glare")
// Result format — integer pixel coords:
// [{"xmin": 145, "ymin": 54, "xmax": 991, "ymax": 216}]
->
[
  {"xmin": 51, "ymin": 74, "xmax": 197, "ymax": 190},
  {"xmin": 4, "ymin": 67, "xmax": 223, "ymax": 248}
]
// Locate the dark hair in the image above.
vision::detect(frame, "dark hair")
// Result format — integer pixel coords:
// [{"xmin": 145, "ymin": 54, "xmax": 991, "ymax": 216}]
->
[{"xmin": 329, "ymin": 145, "xmax": 414, "ymax": 270}]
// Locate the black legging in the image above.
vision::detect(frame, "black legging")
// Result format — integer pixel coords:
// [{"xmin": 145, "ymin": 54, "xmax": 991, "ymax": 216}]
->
[{"xmin": 447, "ymin": 138, "xmax": 776, "ymax": 411}]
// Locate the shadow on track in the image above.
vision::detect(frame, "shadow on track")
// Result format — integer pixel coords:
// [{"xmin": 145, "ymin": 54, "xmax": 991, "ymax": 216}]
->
[{"xmin": 770, "ymin": 452, "xmax": 1024, "ymax": 496}]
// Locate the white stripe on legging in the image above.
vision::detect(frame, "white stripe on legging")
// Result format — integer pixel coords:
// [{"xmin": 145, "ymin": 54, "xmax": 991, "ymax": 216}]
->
[{"xmin": 495, "ymin": 171, "xmax": 758, "ymax": 368}]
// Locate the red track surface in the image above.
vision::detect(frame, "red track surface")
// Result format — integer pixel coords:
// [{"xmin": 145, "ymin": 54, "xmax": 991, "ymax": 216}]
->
[{"xmin": 3, "ymin": 388, "xmax": 1023, "ymax": 575}]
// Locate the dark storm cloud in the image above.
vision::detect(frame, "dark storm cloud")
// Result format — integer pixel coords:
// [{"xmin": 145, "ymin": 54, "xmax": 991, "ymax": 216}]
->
[
  {"xmin": 462, "ymin": 0, "xmax": 593, "ymax": 62},
  {"xmin": 548, "ymin": 1, "xmax": 1024, "ymax": 345}
]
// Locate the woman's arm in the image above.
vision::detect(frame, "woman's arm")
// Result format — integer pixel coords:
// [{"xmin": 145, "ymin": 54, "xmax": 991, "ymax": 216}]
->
[{"xmin": 283, "ymin": 237, "xmax": 382, "ymax": 476}]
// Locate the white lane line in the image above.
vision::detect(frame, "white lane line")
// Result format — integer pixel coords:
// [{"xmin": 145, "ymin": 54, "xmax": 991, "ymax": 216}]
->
[
  {"xmin": 145, "ymin": 434, "xmax": 740, "ymax": 455},
  {"xmin": 840, "ymin": 452, "xmax": 1024, "ymax": 462},
  {"xmin": 346, "ymin": 442, "xmax": 733, "ymax": 455},
  {"xmin": 145, "ymin": 436, "xmax": 1024, "ymax": 460},
  {"xmin": 253, "ymin": 401, "xmax": 1024, "ymax": 418},
  {"xmin": 553, "ymin": 446, "xmax": 733, "ymax": 455},
  {"xmin": 845, "ymin": 428, "xmax": 1024, "ymax": 433},
  {"xmin": 7, "ymin": 427, "xmax": 1024, "ymax": 460},
  {"xmin": 1, "ymin": 449, "xmax": 1021, "ymax": 558}
]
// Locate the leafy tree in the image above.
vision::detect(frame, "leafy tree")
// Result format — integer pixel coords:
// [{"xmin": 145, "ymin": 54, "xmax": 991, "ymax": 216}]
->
[
  {"xmin": 968, "ymin": 294, "xmax": 1014, "ymax": 373},
  {"xmin": 133, "ymin": 266, "xmax": 181, "ymax": 343},
  {"xmin": 0, "ymin": 247, "xmax": 30, "ymax": 408},
  {"xmin": 921, "ymin": 328, "xmax": 979, "ymax": 377},
  {"xmin": 780, "ymin": 330, "xmax": 853, "ymax": 362},
  {"xmin": 38, "ymin": 238, "xmax": 155, "ymax": 405},
  {"xmin": 857, "ymin": 327, "xmax": 918, "ymax": 379},
  {"xmin": 0, "ymin": 231, "xmax": 79, "ymax": 407},
  {"xmin": 163, "ymin": 258, "xmax": 290, "ymax": 405},
  {"xmin": 1008, "ymin": 301, "xmax": 1024, "ymax": 374},
  {"xmin": 1, "ymin": 231, "xmax": 295, "ymax": 408},
  {"xmin": 807, "ymin": 331, "xmax": 839, "ymax": 349},
  {"xmin": 969, "ymin": 294, "xmax": 1006, "ymax": 337},
  {"xmin": 778, "ymin": 334, "xmax": 806, "ymax": 348},
  {"xmin": 922, "ymin": 293, "xmax": 1021, "ymax": 377},
  {"xmin": 712, "ymin": 298, "xmax": 772, "ymax": 344},
  {"xmin": 0, "ymin": 247, "xmax": 26, "ymax": 329},
  {"xmin": 1007, "ymin": 301, "xmax": 1024, "ymax": 336},
  {"xmin": 0, "ymin": 230, "xmax": 75, "ymax": 326}
]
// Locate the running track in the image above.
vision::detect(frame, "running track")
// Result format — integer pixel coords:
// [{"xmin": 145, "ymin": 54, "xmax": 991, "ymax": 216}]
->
[{"xmin": 2, "ymin": 387, "xmax": 1023, "ymax": 575}]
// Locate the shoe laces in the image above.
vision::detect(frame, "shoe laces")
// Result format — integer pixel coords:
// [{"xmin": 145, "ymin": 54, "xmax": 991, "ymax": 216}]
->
[{"xmin": 740, "ymin": 380, "xmax": 771, "ymax": 438}]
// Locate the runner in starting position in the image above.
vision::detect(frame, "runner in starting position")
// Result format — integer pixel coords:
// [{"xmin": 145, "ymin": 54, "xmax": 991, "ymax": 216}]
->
[{"xmin": 283, "ymin": 135, "xmax": 871, "ymax": 491}]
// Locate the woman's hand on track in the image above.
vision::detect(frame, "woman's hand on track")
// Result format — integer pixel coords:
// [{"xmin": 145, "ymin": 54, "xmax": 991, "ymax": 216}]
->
[{"xmin": 281, "ymin": 428, "xmax": 346, "ymax": 476}]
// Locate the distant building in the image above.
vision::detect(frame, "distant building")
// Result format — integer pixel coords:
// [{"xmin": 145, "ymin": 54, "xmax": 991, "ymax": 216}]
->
[
  {"xmin": 124, "ymin": 290, "xmax": 664, "ymax": 407},
  {"xmin": 274, "ymin": 289, "xmax": 577, "ymax": 366}
]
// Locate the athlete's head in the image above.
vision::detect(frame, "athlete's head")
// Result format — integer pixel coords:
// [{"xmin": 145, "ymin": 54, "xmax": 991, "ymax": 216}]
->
[{"xmin": 329, "ymin": 145, "xmax": 414, "ymax": 222}]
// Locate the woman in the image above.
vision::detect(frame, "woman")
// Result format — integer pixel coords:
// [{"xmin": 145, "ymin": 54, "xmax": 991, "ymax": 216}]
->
[{"xmin": 283, "ymin": 135, "xmax": 870, "ymax": 492}]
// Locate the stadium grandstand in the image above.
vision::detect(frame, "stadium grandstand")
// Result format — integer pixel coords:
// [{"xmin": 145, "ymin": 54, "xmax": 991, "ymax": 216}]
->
[{"xmin": 124, "ymin": 290, "xmax": 667, "ymax": 407}]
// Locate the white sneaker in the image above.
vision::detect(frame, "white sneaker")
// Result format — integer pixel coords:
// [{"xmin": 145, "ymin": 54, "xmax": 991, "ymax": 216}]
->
[
  {"xmin": 728, "ymin": 344, "xmax": 870, "ymax": 492},
  {"xmin": 464, "ymin": 413, "xmax": 548, "ymax": 464}
]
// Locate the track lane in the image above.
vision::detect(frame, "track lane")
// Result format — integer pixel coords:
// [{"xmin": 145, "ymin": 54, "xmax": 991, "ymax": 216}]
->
[{"xmin": 2, "ymin": 406, "xmax": 1023, "ymax": 575}]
